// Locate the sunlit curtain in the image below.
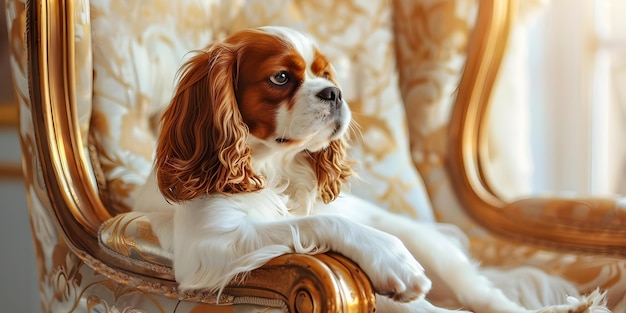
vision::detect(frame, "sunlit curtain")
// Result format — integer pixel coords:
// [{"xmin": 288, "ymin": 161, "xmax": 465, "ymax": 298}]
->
[{"xmin": 487, "ymin": 0, "xmax": 626, "ymax": 199}]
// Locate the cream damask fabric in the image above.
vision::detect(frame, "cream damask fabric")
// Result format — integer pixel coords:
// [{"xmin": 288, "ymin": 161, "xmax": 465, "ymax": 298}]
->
[
  {"xmin": 89, "ymin": 0, "xmax": 434, "ymax": 220},
  {"xmin": 393, "ymin": 0, "xmax": 486, "ymax": 234},
  {"xmin": 471, "ymin": 236, "xmax": 626, "ymax": 310}
]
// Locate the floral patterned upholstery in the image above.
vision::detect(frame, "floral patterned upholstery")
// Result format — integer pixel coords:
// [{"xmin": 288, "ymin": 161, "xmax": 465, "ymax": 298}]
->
[
  {"xmin": 8, "ymin": 0, "xmax": 626, "ymax": 311},
  {"xmin": 89, "ymin": 0, "xmax": 434, "ymax": 220}
]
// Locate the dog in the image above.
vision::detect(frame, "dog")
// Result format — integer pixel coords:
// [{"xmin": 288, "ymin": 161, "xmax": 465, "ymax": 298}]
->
[{"xmin": 134, "ymin": 26, "xmax": 608, "ymax": 312}]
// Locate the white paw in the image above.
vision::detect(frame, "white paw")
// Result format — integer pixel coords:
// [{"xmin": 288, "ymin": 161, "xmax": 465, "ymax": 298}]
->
[{"xmin": 366, "ymin": 235, "xmax": 432, "ymax": 302}]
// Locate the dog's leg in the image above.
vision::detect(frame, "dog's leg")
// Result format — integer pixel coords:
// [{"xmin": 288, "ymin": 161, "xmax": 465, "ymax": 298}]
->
[
  {"xmin": 323, "ymin": 196, "xmax": 529, "ymax": 312},
  {"xmin": 249, "ymin": 215, "xmax": 433, "ymax": 303},
  {"xmin": 370, "ymin": 218, "xmax": 609, "ymax": 313},
  {"xmin": 325, "ymin": 196, "xmax": 609, "ymax": 313},
  {"xmin": 368, "ymin": 215, "xmax": 529, "ymax": 311},
  {"xmin": 171, "ymin": 198, "xmax": 431, "ymax": 303}
]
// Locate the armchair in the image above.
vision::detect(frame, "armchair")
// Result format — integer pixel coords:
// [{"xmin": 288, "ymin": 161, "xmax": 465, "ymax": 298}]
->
[{"xmin": 7, "ymin": 0, "xmax": 626, "ymax": 312}]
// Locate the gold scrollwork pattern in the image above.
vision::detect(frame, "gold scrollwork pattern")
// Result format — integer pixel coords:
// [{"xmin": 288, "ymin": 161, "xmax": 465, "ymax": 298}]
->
[{"xmin": 99, "ymin": 212, "xmax": 173, "ymax": 269}]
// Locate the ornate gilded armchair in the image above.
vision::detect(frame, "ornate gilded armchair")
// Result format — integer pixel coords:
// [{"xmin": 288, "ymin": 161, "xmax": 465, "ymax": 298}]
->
[{"xmin": 7, "ymin": 0, "xmax": 626, "ymax": 312}]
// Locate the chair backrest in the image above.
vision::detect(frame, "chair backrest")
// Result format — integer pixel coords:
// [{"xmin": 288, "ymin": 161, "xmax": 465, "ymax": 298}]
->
[
  {"xmin": 9, "ymin": 0, "xmax": 504, "ymax": 261},
  {"xmin": 26, "ymin": 0, "xmax": 622, "ymax": 292},
  {"xmin": 86, "ymin": 0, "xmax": 445, "ymax": 221}
]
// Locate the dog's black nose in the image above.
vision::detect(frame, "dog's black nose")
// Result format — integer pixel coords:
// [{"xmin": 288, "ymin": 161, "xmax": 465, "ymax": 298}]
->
[{"xmin": 316, "ymin": 87, "xmax": 342, "ymax": 108}]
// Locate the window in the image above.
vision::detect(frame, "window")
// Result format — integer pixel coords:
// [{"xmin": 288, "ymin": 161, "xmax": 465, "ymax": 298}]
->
[{"xmin": 488, "ymin": 0, "xmax": 626, "ymax": 199}]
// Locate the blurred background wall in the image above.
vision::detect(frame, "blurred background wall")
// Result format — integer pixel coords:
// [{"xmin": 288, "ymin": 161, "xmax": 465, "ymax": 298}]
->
[{"xmin": 1, "ymin": 0, "xmax": 40, "ymax": 311}]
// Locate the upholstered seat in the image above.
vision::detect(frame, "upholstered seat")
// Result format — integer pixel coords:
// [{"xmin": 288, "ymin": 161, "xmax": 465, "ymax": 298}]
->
[{"xmin": 8, "ymin": 0, "xmax": 626, "ymax": 311}]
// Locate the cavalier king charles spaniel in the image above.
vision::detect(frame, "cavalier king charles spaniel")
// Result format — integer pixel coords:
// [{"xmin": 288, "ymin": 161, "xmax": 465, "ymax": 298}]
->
[{"xmin": 135, "ymin": 26, "xmax": 607, "ymax": 313}]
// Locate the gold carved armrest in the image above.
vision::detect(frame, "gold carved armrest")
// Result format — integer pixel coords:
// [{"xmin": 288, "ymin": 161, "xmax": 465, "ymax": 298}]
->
[
  {"xmin": 224, "ymin": 253, "xmax": 375, "ymax": 312},
  {"xmin": 88, "ymin": 247, "xmax": 375, "ymax": 312},
  {"xmin": 97, "ymin": 212, "xmax": 375, "ymax": 311}
]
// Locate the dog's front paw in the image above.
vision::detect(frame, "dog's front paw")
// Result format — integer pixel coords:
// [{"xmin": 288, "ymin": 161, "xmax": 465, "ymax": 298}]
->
[{"xmin": 366, "ymin": 235, "xmax": 432, "ymax": 303}]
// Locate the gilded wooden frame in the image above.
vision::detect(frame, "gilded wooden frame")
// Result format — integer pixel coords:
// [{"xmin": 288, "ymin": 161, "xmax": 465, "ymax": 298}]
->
[{"xmin": 448, "ymin": 0, "xmax": 626, "ymax": 255}]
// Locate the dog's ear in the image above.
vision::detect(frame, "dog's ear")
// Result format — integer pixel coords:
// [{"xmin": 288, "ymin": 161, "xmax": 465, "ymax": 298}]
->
[
  {"xmin": 156, "ymin": 43, "xmax": 263, "ymax": 202},
  {"xmin": 309, "ymin": 138, "xmax": 355, "ymax": 203}
]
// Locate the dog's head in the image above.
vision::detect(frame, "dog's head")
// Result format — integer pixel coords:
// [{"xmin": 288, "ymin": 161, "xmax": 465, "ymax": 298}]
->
[{"xmin": 156, "ymin": 26, "xmax": 353, "ymax": 204}]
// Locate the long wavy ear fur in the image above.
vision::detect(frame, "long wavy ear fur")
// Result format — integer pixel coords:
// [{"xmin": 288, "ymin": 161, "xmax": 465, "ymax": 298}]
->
[
  {"xmin": 156, "ymin": 43, "xmax": 263, "ymax": 202},
  {"xmin": 309, "ymin": 138, "xmax": 355, "ymax": 203}
]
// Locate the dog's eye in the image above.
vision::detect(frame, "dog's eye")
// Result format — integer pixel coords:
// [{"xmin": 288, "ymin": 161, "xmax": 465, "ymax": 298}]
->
[{"xmin": 270, "ymin": 71, "xmax": 289, "ymax": 86}]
